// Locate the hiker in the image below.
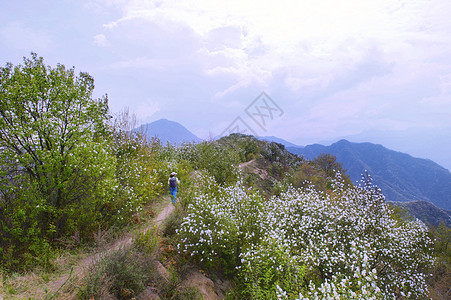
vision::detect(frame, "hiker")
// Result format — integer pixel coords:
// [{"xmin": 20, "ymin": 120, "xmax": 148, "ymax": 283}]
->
[{"xmin": 168, "ymin": 172, "xmax": 180, "ymax": 204}]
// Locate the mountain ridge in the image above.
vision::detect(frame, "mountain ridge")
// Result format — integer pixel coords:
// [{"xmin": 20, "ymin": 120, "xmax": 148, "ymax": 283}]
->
[
  {"xmin": 258, "ymin": 136, "xmax": 302, "ymax": 148},
  {"xmin": 322, "ymin": 127, "xmax": 451, "ymax": 171},
  {"xmin": 288, "ymin": 139, "xmax": 451, "ymax": 210},
  {"xmin": 388, "ymin": 200, "xmax": 451, "ymax": 227}
]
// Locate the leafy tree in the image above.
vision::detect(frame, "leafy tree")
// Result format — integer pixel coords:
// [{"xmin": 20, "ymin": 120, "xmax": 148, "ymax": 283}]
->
[
  {"xmin": 0, "ymin": 53, "xmax": 116, "ymax": 269},
  {"xmin": 313, "ymin": 153, "xmax": 343, "ymax": 177},
  {"xmin": 313, "ymin": 153, "xmax": 352, "ymax": 185}
]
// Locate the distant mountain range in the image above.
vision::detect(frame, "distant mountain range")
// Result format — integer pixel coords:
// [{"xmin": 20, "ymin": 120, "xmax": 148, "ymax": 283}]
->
[
  {"xmin": 325, "ymin": 127, "xmax": 451, "ymax": 171},
  {"xmin": 287, "ymin": 140, "xmax": 451, "ymax": 211},
  {"xmin": 138, "ymin": 119, "xmax": 451, "ymax": 215}
]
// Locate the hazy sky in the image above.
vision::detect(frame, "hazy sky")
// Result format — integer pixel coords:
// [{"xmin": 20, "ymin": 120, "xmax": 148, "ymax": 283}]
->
[{"xmin": 1, "ymin": 1, "xmax": 451, "ymax": 153}]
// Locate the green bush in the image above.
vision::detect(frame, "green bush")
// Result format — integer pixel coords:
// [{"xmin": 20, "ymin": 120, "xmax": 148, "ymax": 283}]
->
[
  {"xmin": 217, "ymin": 133, "xmax": 262, "ymax": 163},
  {"xmin": 110, "ymin": 113, "xmax": 164, "ymax": 226},
  {"xmin": 0, "ymin": 55, "xmax": 174, "ymax": 271},
  {"xmin": 177, "ymin": 142, "xmax": 240, "ymax": 186},
  {"xmin": 77, "ymin": 247, "xmax": 152, "ymax": 300},
  {"xmin": 134, "ymin": 225, "xmax": 160, "ymax": 256},
  {"xmin": 0, "ymin": 53, "xmax": 116, "ymax": 270},
  {"xmin": 238, "ymin": 240, "xmax": 307, "ymax": 299}
]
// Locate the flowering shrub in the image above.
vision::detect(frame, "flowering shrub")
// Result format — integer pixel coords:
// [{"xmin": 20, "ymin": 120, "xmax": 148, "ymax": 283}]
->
[
  {"xmin": 110, "ymin": 113, "xmax": 193, "ymax": 226},
  {"xmin": 111, "ymin": 128, "xmax": 162, "ymax": 225},
  {"xmin": 177, "ymin": 172, "xmax": 434, "ymax": 299},
  {"xmin": 177, "ymin": 172, "xmax": 264, "ymax": 273}
]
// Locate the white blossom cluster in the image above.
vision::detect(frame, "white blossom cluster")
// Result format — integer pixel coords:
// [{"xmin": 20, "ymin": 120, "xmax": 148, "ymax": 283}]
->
[
  {"xmin": 177, "ymin": 172, "xmax": 434, "ymax": 299},
  {"xmin": 271, "ymin": 175, "xmax": 433, "ymax": 299},
  {"xmin": 177, "ymin": 172, "xmax": 261, "ymax": 265},
  {"xmin": 110, "ymin": 132, "xmax": 165, "ymax": 223}
]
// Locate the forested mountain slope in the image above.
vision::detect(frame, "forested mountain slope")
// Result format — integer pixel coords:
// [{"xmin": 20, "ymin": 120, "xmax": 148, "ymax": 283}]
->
[{"xmin": 288, "ymin": 139, "xmax": 451, "ymax": 210}]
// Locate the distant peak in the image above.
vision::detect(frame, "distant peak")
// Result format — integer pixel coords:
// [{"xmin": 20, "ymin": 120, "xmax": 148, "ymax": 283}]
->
[
  {"xmin": 335, "ymin": 139, "xmax": 350, "ymax": 144},
  {"xmin": 136, "ymin": 118, "xmax": 202, "ymax": 144},
  {"xmin": 151, "ymin": 118, "xmax": 175, "ymax": 124}
]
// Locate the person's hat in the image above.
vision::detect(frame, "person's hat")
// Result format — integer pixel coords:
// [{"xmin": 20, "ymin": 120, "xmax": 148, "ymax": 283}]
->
[{"xmin": 171, "ymin": 172, "xmax": 177, "ymax": 176}]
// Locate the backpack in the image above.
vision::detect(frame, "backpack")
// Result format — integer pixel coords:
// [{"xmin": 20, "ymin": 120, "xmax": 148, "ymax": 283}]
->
[{"xmin": 169, "ymin": 177, "xmax": 178, "ymax": 188}]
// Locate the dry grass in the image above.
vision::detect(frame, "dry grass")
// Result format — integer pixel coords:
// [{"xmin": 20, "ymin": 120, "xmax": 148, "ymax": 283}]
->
[
  {"xmin": 1, "ymin": 196, "xmax": 174, "ymax": 299},
  {"xmin": 1, "ymin": 250, "xmax": 86, "ymax": 299}
]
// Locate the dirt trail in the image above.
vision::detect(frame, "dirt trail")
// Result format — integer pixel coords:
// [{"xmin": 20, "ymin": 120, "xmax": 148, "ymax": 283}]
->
[
  {"xmin": 34, "ymin": 199, "xmax": 175, "ymax": 298},
  {"xmin": 239, "ymin": 159, "xmax": 269, "ymax": 180},
  {"xmin": 153, "ymin": 202, "xmax": 176, "ymax": 227},
  {"xmin": 239, "ymin": 159, "xmax": 256, "ymax": 169}
]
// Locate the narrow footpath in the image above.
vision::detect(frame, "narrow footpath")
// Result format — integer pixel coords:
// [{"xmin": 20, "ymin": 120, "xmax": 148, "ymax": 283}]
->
[{"xmin": 4, "ymin": 198, "xmax": 175, "ymax": 299}]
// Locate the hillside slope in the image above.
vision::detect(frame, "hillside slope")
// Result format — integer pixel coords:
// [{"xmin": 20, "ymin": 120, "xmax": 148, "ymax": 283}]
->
[
  {"xmin": 388, "ymin": 200, "xmax": 451, "ymax": 227},
  {"xmin": 288, "ymin": 139, "xmax": 451, "ymax": 210}
]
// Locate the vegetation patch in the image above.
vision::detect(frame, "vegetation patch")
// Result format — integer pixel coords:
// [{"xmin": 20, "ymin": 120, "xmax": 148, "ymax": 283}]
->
[{"xmin": 177, "ymin": 171, "xmax": 434, "ymax": 299}]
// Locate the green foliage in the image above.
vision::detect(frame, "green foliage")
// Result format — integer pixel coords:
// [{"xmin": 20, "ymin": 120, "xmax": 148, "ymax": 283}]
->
[
  {"xmin": 134, "ymin": 225, "xmax": 160, "ymax": 256},
  {"xmin": 290, "ymin": 162, "xmax": 329, "ymax": 190},
  {"xmin": 433, "ymin": 221, "xmax": 451, "ymax": 263},
  {"xmin": 177, "ymin": 141, "xmax": 240, "ymax": 186},
  {"xmin": 77, "ymin": 247, "xmax": 152, "ymax": 300},
  {"xmin": 109, "ymin": 109, "xmax": 164, "ymax": 226},
  {"xmin": 151, "ymin": 143, "xmax": 194, "ymax": 196},
  {"xmin": 219, "ymin": 134, "xmax": 303, "ymax": 179},
  {"xmin": 218, "ymin": 133, "xmax": 263, "ymax": 162},
  {"xmin": 0, "ymin": 55, "xmax": 174, "ymax": 271},
  {"xmin": 313, "ymin": 153, "xmax": 351, "ymax": 183},
  {"xmin": 0, "ymin": 53, "xmax": 116, "ymax": 270},
  {"xmin": 389, "ymin": 204, "xmax": 414, "ymax": 225},
  {"xmin": 238, "ymin": 240, "xmax": 307, "ymax": 299},
  {"xmin": 273, "ymin": 156, "xmax": 352, "ymax": 196},
  {"xmin": 427, "ymin": 221, "xmax": 451, "ymax": 299},
  {"xmin": 176, "ymin": 287, "xmax": 203, "ymax": 300},
  {"xmin": 222, "ymin": 135, "xmax": 352, "ymax": 200}
]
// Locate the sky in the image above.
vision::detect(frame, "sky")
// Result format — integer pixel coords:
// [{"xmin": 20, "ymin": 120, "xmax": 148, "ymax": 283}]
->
[{"xmin": 1, "ymin": 0, "xmax": 451, "ymax": 169}]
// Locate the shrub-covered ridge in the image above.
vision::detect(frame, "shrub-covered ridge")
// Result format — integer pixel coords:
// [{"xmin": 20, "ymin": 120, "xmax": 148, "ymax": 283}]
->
[{"xmin": 177, "ymin": 171, "xmax": 433, "ymax": 299}]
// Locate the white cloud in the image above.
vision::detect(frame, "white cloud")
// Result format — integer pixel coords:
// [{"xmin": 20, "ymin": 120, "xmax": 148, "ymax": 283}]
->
[
  {"xmin": 87, "ymin": 0, "xmax": 451, "ymax": 142},
  {"xmin": 93, "ymin": 34, "xmax": 109, "ymax": 47},
  {"xmin": 120, "ymin": 1, "xmax": 448, "ymax": 51},
  {"xmin": 108, "ymin": 57, "xmax": 184, "ymax": 70},
  {"xmin": 100, "ymin": 0, "xmax": 451, "ymax": 77},
  {"xmin": 210, "ymin": 80, "xmax": 250, "ymax": 103}
]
